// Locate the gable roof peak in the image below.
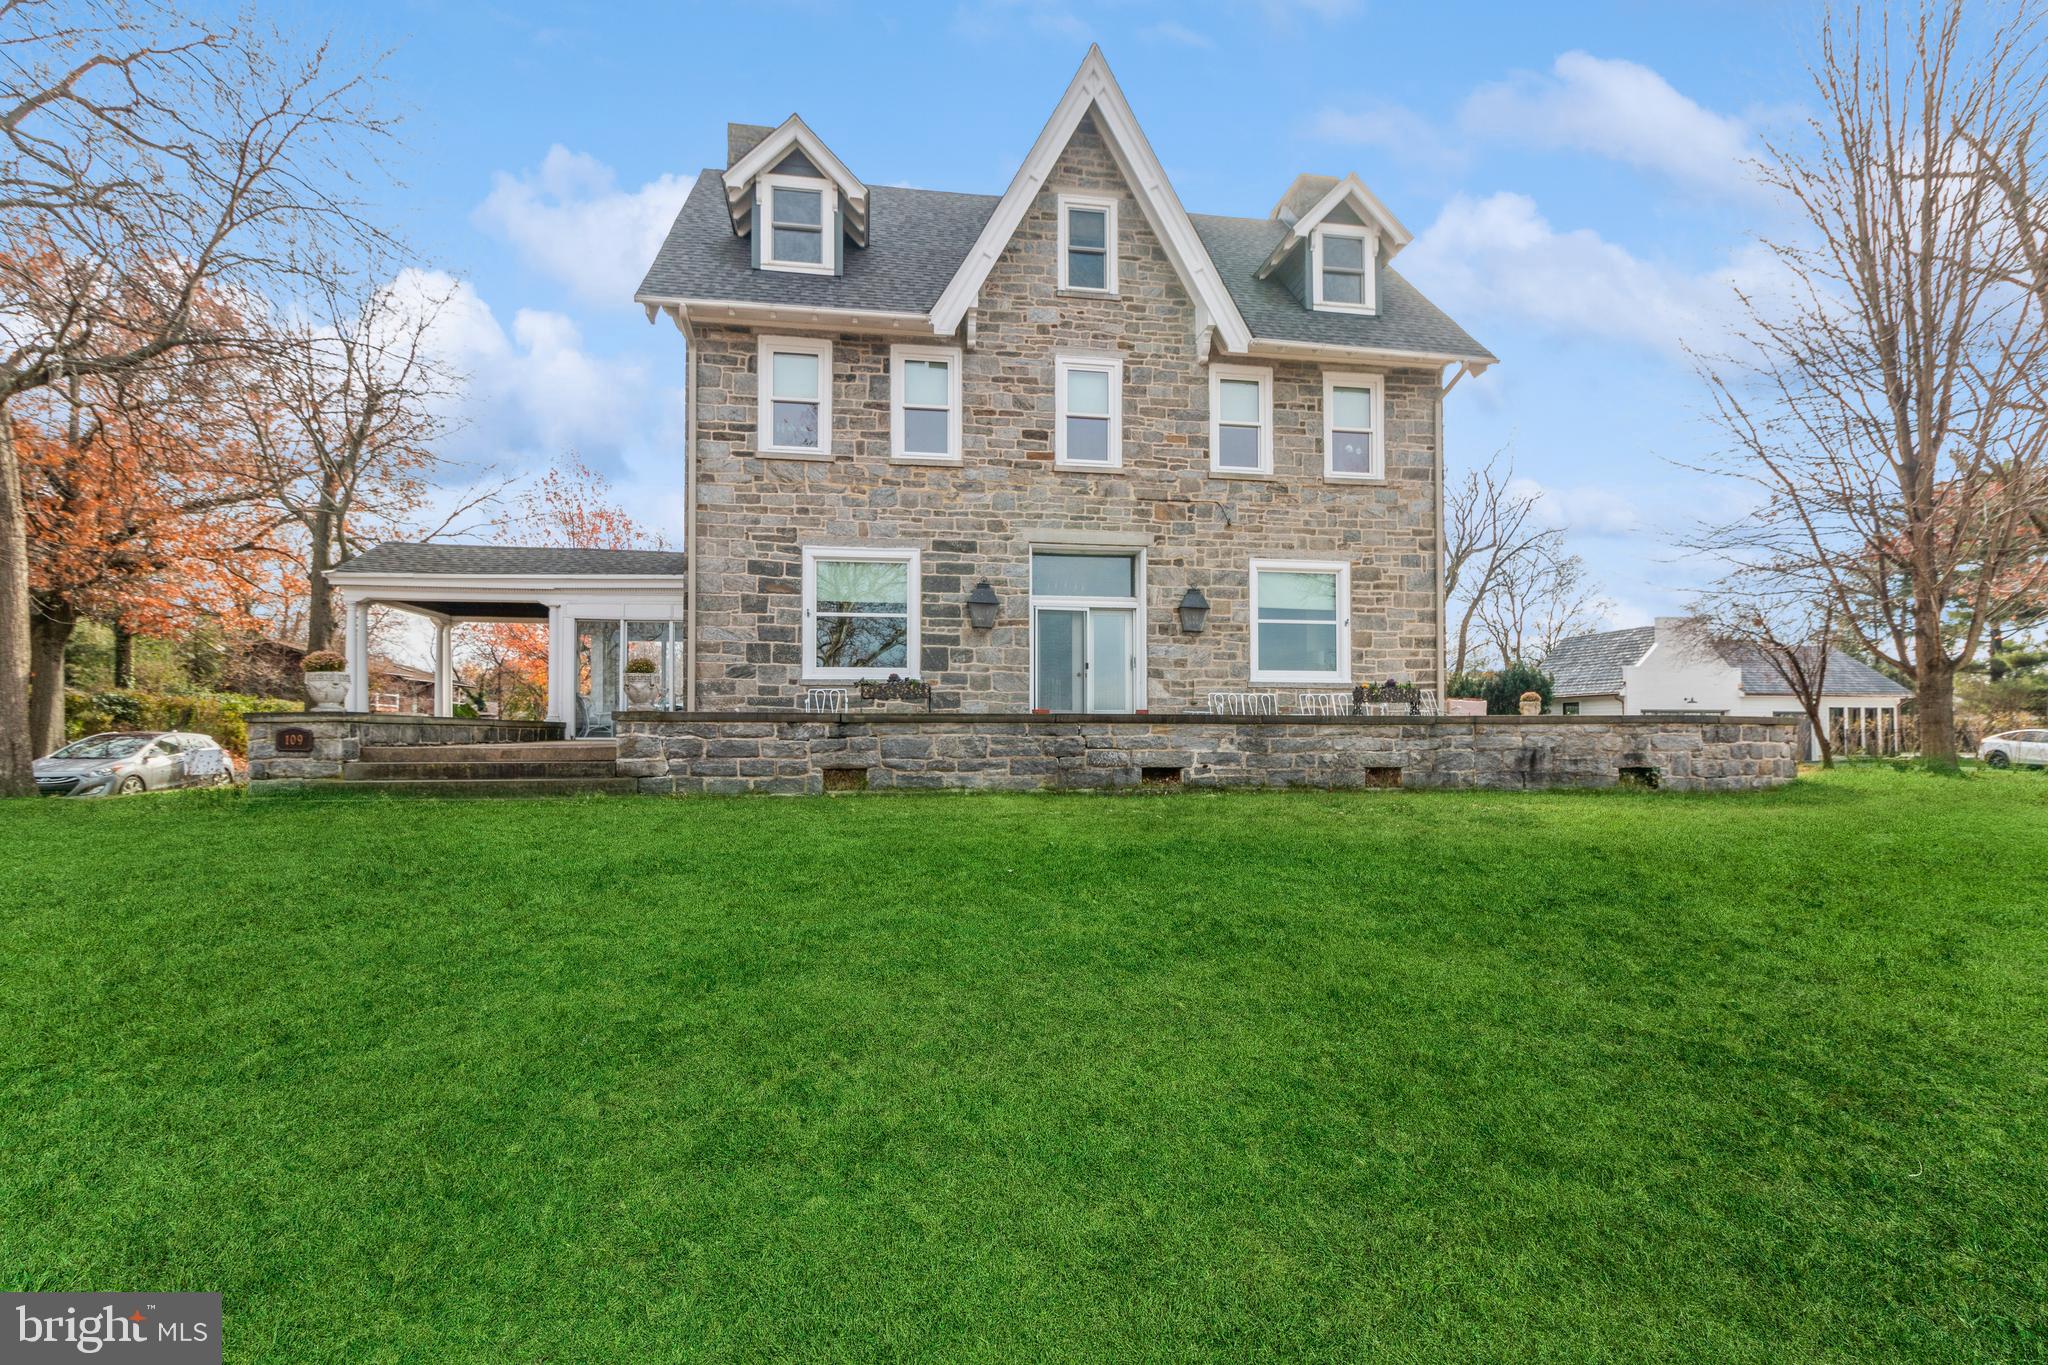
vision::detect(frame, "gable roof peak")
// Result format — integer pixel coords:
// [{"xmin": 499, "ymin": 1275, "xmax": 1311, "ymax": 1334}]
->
[{"xmin": 720, "ymin": 113, "xmax": 870, "ymax": 246}]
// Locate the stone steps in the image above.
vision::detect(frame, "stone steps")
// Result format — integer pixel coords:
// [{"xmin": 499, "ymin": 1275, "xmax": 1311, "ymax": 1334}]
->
[
  {"xmin": 305, "ymin": 776, "xmax": 640, "ymax": 798},
  {"xmin": 358, "ymin": 740, "xmax": 618, "ymax": 764},
  {"xmin": 343, "ymin": 759, "xmax": 623, "ymax": 781},
  {"xmin": 326, "ymin": 739, "xmax": 630, "ymax": 795}
]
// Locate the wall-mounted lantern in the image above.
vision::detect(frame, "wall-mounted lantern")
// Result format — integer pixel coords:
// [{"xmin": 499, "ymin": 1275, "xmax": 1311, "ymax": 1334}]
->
[
  {"xmin": 1178, "ymin": 587, "xmax": 1211, "ymax": 634},
  {"xmin": 966, "ymin": 580, "xmax": 1001, "ymax": 631}
]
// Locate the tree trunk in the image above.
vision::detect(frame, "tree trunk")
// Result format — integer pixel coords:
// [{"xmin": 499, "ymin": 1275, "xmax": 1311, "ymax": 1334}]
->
[
  {"xmin": 1801, "ymin": 699, "xmax": 1834, "ymax": 769},
  {"xmin": 29, "ymin": 601, "xmax": 76, "ymax": 757},
  {"xmin": 112, "ymin": 622, "xmax": 134, "ymax": 688},
  {"xmin": 307, "ymin": 506, "xmax": 335, "ymax": 651},
  {"xmin": 0, "ymin": 417, "xmax": 33, "ymax": 795},
  {"xmin": 1914, "ymin": 662, "xmax": 1957, "ymax": 767}
]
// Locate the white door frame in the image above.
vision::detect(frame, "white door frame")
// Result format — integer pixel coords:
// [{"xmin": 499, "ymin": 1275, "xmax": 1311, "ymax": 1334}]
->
[{"xmin": 1027, "ymin": 549, "xmax": 1147, "ymax": 713}]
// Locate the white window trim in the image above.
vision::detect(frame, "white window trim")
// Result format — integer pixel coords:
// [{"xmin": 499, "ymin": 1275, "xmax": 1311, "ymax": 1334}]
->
[
  {"xmin": 1026, "ymin": 549, "xmax": 1148, "ymax": 713},
  {"xmin": 888, "ymin": 344, "xmax": 964, "ymax": 464},
  {"xmin": 801, "ymin": 545, "xmax": 922, "ymax": 683},
  {"xmin": 759, "ymin": 173, "xmax": 837, "ymax": 275},
  {"xmin": 1310, "ymin": 223, "xmax": 1376, "ymax": 314},
  {"xmin": 1053, "ymin": 353, "xmax": 1123, "ymax": 471},
  {"xmin": 756, "ymin": 335, "xmax": 833, "ymax": 459},
  {"xmin": 1322, "ymin": 370, "xmax": 1385, "ymax": 482},
  {"xmin": 1056, "ymin": 193, "xmax": 1118, "ymax": 294},
  {"xmin": 1249, "ymin": 557, "xmax": 1353, "ymax": 685},
  {"xmin": 1209, "ymin": 363, "xmax": 1274, "ymax": 477}
]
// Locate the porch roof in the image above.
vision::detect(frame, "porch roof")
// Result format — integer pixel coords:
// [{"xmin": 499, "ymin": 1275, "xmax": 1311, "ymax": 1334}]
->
[{"xmin": 332, "ymin": 542, "xmax": 688, "ymax": 578}]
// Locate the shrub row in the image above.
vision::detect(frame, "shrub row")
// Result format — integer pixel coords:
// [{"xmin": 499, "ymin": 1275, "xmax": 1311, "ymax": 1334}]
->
[{"xmin": 65, "ymin": 688, "xmax": 303, "ymax": 756}]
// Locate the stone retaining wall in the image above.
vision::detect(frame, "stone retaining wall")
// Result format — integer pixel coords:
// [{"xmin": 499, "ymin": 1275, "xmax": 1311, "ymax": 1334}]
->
[
  {"xmin": 615, "ymin": 713, "xmax": 1798, "ymax": 795},
  {"xmin": 246, "ymin": 714, "xmax": 564, "ymax": 785}
]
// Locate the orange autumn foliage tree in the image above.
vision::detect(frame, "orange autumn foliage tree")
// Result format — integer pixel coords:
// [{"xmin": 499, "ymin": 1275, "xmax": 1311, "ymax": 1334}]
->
[
  {"xmin": 18, "ymin": 373, "xmax": 287, "ymax": 752},
  {"xmin": 457, "ymin": 457, "xmax": 668, "ymax": 717}
]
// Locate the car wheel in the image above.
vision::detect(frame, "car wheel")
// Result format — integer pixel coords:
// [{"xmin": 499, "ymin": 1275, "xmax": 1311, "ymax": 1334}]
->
[
  {"xmin": 117, "ymin": 775, "xmax": 146, "ymax": 794},
  {"xmin": 1985, "ymin": 750, "xmax": 2010, "ymax": 769},
  {"xmin": 212, "ymin": 768, "xmax": 234, "ymax": 787}
]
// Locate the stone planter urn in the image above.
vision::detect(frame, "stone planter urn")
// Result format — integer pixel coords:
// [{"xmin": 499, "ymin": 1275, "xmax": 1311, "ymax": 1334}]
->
[
  {"xmin": 305, "ymin": 673, "xmax": 349, "ymax": 712},
  {"xmin": 623, "ymin": 675, "xmax": 660, "ymax": 708},
  {"xmin": 1518, "ymin": 690, "xmax": 1543, "ymax": 716}
]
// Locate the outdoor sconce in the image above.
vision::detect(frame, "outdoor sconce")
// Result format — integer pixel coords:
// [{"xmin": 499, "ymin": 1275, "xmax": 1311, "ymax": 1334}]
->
[
  {"xmin": 1178, "ymin": 587, "xmax": 1211, "ymax": 634},
  {"xmin": 966, "ymin": 580, "xmax": 1001, "ymax": 631}
]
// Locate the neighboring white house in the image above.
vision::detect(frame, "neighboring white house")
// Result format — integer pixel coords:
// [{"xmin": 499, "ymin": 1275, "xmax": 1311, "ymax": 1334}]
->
[{"xmin": 1541, "ymin": 617, "xmax": 1911, "ymax": 759}]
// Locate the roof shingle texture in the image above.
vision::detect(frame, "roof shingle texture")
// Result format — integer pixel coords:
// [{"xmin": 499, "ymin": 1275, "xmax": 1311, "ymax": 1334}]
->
[
  {"xmin": 1543, "ymin": 626, "xmax": 1909, "ymax": 698},
  {"xmin": 637, "ymin": 171, "xmax": 1495, "ymax": 362},
  {"xmin": 332, "ymin": 543, "xmax": 688, "ymax": 577}
]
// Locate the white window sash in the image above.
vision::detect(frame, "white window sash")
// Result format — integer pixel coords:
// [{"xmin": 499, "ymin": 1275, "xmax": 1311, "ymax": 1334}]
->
[
  {"xmin": 1248, "ymin": 557, "xmax": 1352, "ymax": 684},
  {"xmin": 1208, "ymin": 364, "xmax": 1273, "ymax": 476},
  {"xmin": 760, "ymin": 173, "xmax": 836, "ymax": 275},
  {"xmin": 801, "ymin": 546, "xmax": 922, "ymax": 682},
  {"xmin": 1310, "ymin": 225, "xmax": 1376, "ymax": 314},
  {"xmin": 889, "ymin": 344, "xmax": 964, "ymax": 464},
  {"xmin": 1056, "ymin": 193, "xmax": 1118, "ymax": 294},
  {"xmin": 757, "ymin": 335, "xmax": 833, "ymax": 457},
  {"xmin": 1053, "ymin": 354, "xmax": 1123, "ymax": 470},
  {"xmin": 1322, "ymin": 371, "xmax": 1385, "ymax": 481}
]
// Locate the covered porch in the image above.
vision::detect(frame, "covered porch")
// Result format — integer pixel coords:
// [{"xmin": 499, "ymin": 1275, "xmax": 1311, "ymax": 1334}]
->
[{"xmin": 326, "ymin": 544, "xmax": 689, "ymax": 736}]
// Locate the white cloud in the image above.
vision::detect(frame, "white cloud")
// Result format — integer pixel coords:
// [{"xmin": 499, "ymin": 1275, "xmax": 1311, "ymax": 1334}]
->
[
  {"xmin": 1461, "ymin": 52, "xmax": 1758, "ymax": 194},
  {"xmin": 951, "ymin": 0, "xmax": 1089, "ymax": 42},
  {"xmin": 1140, "ymin": 19, "xmax": 1214, "ymax": 48},
  {"xmin": 473, "ymin": 146, "xmax": 692, "ymax": 306},
  {"xmin": 1305, "ymin": 101, "xmax": 1465, "ymax": 170},
  {"xmin": 1510, "ymin": 477, "xmax": 1646, "ymax": 538},
  {"xmin": 1402, "ymin": 191, "xmax": 1787, "ymax": 355}
]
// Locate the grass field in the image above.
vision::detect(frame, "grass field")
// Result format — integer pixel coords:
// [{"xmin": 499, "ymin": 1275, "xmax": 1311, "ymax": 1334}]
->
[{"xmin": 3, "ymin": 765, "xmax": 2045, "ymax": 1361}]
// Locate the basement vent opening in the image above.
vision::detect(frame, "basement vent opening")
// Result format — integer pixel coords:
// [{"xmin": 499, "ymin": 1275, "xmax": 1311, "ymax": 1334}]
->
[
  {"xmin": 1618, "ymin": 765, "xmax": 1661, "ymax": 789},
  {"xmin": 822, "ymin": 767, "xmax": 869, "ymax": 793},
  {"xmin": 1141, "ymin": 766, "xmax": 1185, "ymax": 785},
  {"xmin": 1361, "ymin": 766, "xmax": 1402, "ymax": 788}
]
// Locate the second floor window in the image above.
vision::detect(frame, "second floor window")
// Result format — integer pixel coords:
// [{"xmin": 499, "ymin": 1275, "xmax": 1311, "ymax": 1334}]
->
[
  {"xmin": 1209, "ymin": 365, "xmax": 1272, "ymax": 475},
  {"xmin": 1324, "ymin": 374, "xmax": 1382, "ymax": 480},
  {"xmin": 1055, "ymin": 355, "xmax": 1122, "ymax": 469},
  {"xmin": 758, "ymin": 336, "xmax": 832, "ymax": 456},
  {"xmin": 762, "ymin": 176, "xmax": 834, "ymax": 274},
  {"xmin": 1058, "ymin": 195, "xmax": 1117, "ymax": 292},
  {"xmin": 890, "ymin": 346, "xmax": 962, "ymax": 462}
]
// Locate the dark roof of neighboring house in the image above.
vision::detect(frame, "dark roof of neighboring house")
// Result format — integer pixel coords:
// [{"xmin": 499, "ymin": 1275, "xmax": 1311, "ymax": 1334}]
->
[
  {"xmin": 1542, "ymin": 626, "xmax": 1658, "ymax": 697},
  {"xmin": 368, "ymin": 654, "xmax": 433, "ymax": 684},
  {"xmin": 332, "ymin": 543, "xmax": 689, "ymax": 577},
  {"xmin": 1188, "ymin": 214, "xmax": 1493, "ymax": 360},
  {"xmin": 637, "ymin": 170, "xmax": 1494, "ymax": 363},
  {"xmin": 1543, "ymin": 626, "xmax": 1911, "ymax": 699}
]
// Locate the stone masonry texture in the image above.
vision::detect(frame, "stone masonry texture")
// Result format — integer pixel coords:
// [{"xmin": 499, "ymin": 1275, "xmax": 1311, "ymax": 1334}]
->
[
  {"xmin": 615, "ymin": 715, "xmax": 1799, "ymax": 795},
  {"xmin": 689, "ymin": 115, "xmax": 1442, "ymax": 712}
]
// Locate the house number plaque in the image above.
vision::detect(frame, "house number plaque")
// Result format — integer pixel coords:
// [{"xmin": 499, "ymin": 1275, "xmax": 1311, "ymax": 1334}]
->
[{"xmin": 275, "ymin": 727, "xmax": 315, "ymax": 753}]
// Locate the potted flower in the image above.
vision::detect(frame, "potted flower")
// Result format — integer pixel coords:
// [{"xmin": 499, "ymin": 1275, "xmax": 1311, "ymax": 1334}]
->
[
  {"xmin": 623, "ymin": 657, "xmax": 661, "ymax": 708},
  {"xmin": 302, "ymin": 650, "xmax": 348, "ymax": 711}
]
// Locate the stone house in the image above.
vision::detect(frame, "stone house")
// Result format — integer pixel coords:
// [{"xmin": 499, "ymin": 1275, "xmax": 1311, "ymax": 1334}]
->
[{"xmin": 632, "ymin": 45, "xmax": 1494, "ymax": 719}]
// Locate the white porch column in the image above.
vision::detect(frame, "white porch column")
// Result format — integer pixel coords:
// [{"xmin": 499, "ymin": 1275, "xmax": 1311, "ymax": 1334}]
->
[
  {"xmin": 546, "ymin": 604, "xmax": 569, "ymax": 725},
  {"xmin": 433, "ymin": 619, "xmax": 454, "ymax": 718},
  {"xmin": 344, "ymin": 597, "xmax": 371, "ymax": 713}
]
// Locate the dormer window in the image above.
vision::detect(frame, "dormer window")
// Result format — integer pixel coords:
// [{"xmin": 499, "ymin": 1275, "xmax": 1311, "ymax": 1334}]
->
[
  {"xmin": 1058, "ymin": 194, "xmax": 1117, "ymax": 293},
  {"xmin": 762, "ymin": 175, "xmax": 835, "ymax": 274},
  {"xmin": 1312, "ymin": 225, "xmax": 1374, "ymax": 313}
]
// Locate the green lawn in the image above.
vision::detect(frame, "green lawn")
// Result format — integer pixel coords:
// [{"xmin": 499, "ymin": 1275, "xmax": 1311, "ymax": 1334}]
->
[{"xmin": 3, "ymin": 767, "xmax": 2045, "ymax": 1362}]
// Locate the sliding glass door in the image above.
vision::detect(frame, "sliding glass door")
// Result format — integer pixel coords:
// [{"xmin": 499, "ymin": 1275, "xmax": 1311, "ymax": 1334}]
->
[{"xmin": 1030, "ymin": 552, "xmax": 1140, "ymax": 713}]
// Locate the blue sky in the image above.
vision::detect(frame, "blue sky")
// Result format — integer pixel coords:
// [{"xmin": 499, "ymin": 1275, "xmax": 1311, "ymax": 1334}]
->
[{"xmin": 269, "ymin": 0, "xmax": 1825, "ymax": 624}]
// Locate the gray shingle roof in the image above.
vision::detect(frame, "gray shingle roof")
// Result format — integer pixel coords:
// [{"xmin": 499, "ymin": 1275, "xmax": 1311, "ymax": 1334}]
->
[
  {"xmin": 1189, "ymin": 214, "xmax": 1493, "ymax": 361},
  {"xmin": 332, "ymin": 543, "xmax": 688, "ymax": 577},
  {"xmin": 1541, "ymin": 626, "xmax": 1657, "ymax": 697},
  {"xmin": 636, "ymin": 169, "xmax": 1494, "ymax": 363},
  {"xmin": 1727, "ymin": 646, "xmax": 1909, "ymax": 697}
]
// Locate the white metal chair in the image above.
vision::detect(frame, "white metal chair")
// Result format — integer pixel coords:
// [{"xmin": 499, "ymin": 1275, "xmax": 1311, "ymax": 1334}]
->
[
  {"xmin": 1295, "ymin": 692, "xmax": 1351, "ymax": 716},
  {"xmin": 800, "ymin": 688, "xmax": 849, "ymax": 715},
  {"xmin": 1207, "ymin": 691, "xmax": 1279, "ymax": 716}
]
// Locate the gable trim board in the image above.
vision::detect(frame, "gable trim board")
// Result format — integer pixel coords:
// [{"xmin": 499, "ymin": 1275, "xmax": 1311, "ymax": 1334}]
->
[
  {"xmin": 722, "ymin": 114, "xmax": 870, "ymax": 246},
  {"xmin": 927, "ymin": 47, "xmax": 1253, "ymax": 354},
  {"xmin": 1255, "ymin": 174, "xmax": 1414, "ymax": 281}
]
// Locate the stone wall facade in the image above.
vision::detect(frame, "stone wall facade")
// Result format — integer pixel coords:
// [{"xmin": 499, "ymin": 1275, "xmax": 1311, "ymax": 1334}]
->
[
  {"xmin": 689, "ymin": 115, "xmax": 1442, "ymax": 714},
  {"xmin": 616, "ymin": 714, "xmax": 1799, "ymax": 795},
  {"xmin": 246, "ymin": 714, "xmax": 563, "ymax": 786}
]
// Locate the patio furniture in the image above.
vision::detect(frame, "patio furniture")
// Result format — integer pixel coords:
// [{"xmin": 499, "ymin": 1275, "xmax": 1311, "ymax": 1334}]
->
[
  {"xmin": 800, "ymin": 688, "xmax": 850, "ymax": 715},
  {"xmin": 1207, "ymin": 691, "xmax": 1279, "ymax": 716}
]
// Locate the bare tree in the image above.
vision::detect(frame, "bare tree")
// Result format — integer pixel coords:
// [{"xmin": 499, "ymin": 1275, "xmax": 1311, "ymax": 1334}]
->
[
  {"xmin": 1696, "ymin": 1, "xmax": 2048, "ymax": 767},
  {"xmin": 230, "ymin": 268, "xmax": 489, "ymax": 649},
  {"xmin": 1444, "ymin": 450, "xmax": 1568, "ymax": 673},
  {"xmin": 0, "ymin": 0, "xmax": 392, "ymax": 792},
  {"xmin": 1694, "ymin": 575, "xmax": 1842, "ymax": 767},
  {"xmin": 1476, "ymin": 549, "xmax": 1610, "ymax": 667}
]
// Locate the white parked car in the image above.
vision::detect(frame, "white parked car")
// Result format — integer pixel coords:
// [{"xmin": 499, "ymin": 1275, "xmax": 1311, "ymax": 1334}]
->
[{"xmin": 1978, "ymin": 729, "xmax": 2048, "ymax": 769}]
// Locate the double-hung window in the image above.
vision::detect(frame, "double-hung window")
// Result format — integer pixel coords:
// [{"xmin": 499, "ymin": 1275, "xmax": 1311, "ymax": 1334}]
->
[
  {"xmin": 1323, "ymin": 372, "xmax": 1382, "ymax": 480},
  {"xmin": 802, "ymin": 547, "xmax": 920, "ymax": 681},
  {"xmin": 1249, "ymin": 559, "xmax": 1351, "ymax": 684},
  {"xmin": 890, "ymin": 345, "xmax": 962, "ymax": 463},
  {"xmin": 1054, "ymin": 355, "xmax": 1121, "ymax": 469},
  {"xmin": 757, "ymin": 336, "xmax": 832, "ymax": 457},
  {"xmin": 761, "ymin": 175, "xmax": 834, "ymax": 274},
  {"xmin": 1058, "ymin": 195, "xmax": 1117, "ymax": 293},
  {"xmin": 1209, "ymin": 365, "xmax": 1272, "ymax": 475},
  {"xmin": 1312, "ymin": 225, "xmax": 1375, "ymax": 312}
]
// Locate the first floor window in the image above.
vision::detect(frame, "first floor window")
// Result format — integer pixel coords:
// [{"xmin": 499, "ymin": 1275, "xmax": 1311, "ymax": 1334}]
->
[
  {"xmin": 1561, "ymin": 701, "xmax": 1580, "ymax": 716},
  {"xmin": 1055, "ymin": 356, "xmax": 1121, "ymax": 468},
  {"xmin": 1210, "ymin": 365, "xmax": 1272, "ymax": 474},
  {"xmin": 758, "ymin": 336, "xmax": 832, "ymax": 455},
  {"xmin": 1324, "ymin": 373, "xmax": 1381, "ymax": 479},
  {"xmin": 803, "ymin": 548, "xmax": 919, "ymax": 679},
  {"xmin": 891, "ymin": 345, "xmax": 961, "ymax": 461},
  {"xmin": 1250, "ymin": 559, "xmax": 1350, "ymax": 683}
]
